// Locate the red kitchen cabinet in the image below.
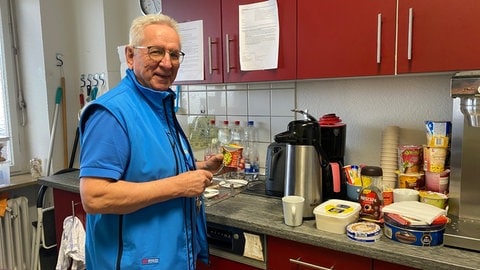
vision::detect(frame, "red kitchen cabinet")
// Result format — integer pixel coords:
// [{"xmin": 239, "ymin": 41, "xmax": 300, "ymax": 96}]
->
[
  {"xmin": 396, "ymin": 0, "xmax": 480, "ymax": 74},
  {"xmin": 196, "ymin": 255, "xmax": 261, "ymax": 270},
  {"xmin": 374, "ymin": 259, "xmax": 419, "ymax": 270},
  {"xmin": 163, "ymin": 0, "xmax": 223, "ymax": 84},
  {"xmin": 52, "ymin": 189, "xmax": 86, "ymax": 249},
  {"xmin": 163, "ymin": 0, "xmax": 296, "ymax": 84},
  {"xmin": 267, "ymin": 236, "xmax": 372, "ymax": 270},
  {"xmin": 298, "ymin": 0, "xmax": 480, "ymax": 79},
  {"xmin": 297, "ymin": 0, "xmax": 397, "ymax": 79},
  {"xmin": 221, "ymin": 0, "xmax": 296, "ymax": 83}
]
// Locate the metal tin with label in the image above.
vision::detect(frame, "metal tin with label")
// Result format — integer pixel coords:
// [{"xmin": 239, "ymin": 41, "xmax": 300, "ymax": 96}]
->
[{"xmin": 383, "ymin": 215, "xmax": 445, "ymax": 246}]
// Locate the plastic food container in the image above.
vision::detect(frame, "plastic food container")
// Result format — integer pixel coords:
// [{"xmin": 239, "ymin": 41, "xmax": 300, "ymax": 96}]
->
[
  {"xmin": 383, "ymin": 214, "xmax": 445, "ymax": 246},
  {"xmin": 425, "ymin": 170, "xmax": 450, "ymax": 194},
  {"xmin": 313, "ymin": 199, "xmax": 361, "ymax": 234},
  {"xmin": 346, "ymin": 222, "xmax": 382, "ymax": 243},
  {"xmin": 397, "ymin": 171, "xmax": 425, "ymax": 190},
  {"xmin": 423, "ymin": 146, "xmax": 448, "ymax": 172},
  {"xmin": 398, "ymin": 145, "xmax": 423, "ymax": 173},
  {"xmin": 419, "ymin": 191, "xmax": 449, "ymax": 209},
  {"xmin": 393, "ymin": 188, "xmax": 419, "ymax": 202}
]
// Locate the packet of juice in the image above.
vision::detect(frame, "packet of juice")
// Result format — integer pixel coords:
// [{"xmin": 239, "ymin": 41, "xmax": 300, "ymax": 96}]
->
[{"xmin": 222, "ymin": 144, "xmax": 243, "ymax": 168}]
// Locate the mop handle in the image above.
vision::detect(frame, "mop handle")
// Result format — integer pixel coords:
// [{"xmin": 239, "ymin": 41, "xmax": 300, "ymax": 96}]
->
[{"xmin": 46, "ymin": 87, "xmax": 63, "ymax": 176}]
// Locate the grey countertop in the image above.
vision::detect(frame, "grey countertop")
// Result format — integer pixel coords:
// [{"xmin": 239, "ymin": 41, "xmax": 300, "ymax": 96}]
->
[{"xmin": 38, "ymin": 171, "xmax": 480, "ymax": 270}]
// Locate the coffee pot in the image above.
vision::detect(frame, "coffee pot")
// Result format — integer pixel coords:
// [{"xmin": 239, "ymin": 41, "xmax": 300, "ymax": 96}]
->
[
  {"xmin": 319, "ymin": 114, "xmax": 347, "ymax": 201},
  {"xmin": 273, "ymin": 109, "xmax": 329, "ymax": 218}
]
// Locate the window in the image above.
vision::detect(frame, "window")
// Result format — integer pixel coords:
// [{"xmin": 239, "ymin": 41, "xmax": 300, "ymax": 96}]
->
[{"xmin": 0, "ymin": 0, "xmax": 28, "ymax": 174}]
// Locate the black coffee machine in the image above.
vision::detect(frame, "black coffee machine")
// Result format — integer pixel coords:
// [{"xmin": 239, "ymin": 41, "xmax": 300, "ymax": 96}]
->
[
  {"xmin": 319, "ymin": 113, "xmax": 347, "ymax": 201},
  {"xmin": 265, "ymin": 111, "xmax": 347, "ymax": 202}
]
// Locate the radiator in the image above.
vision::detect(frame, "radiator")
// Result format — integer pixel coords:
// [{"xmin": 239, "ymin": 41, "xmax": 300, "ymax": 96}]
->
[{"xmin": 0, "ymin": 197, "xmax": 31, "ymax": 270}]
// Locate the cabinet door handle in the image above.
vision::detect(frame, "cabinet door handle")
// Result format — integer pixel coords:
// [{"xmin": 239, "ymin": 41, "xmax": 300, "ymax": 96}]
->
[
  {"xmin": 289, "ymin": 258, "xmax": 334, "ymax": 270},
  {"xmin": 208, "ymin": 37, "xmax": 219, "ymax": 75},
  {"xmin": 376, "ymin": 13, "xmax": 382, "ymax": 64},
  {"xmin": 225, "ymin": 34, "xmax": 233, "ymax": 73},
  {"xmin": 407, "ymin": 7, "xmax": 414, "ymax": 61}
]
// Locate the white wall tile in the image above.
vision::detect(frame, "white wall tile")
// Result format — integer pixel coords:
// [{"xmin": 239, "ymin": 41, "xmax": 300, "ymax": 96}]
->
[
  {"xmin": 271, "ymin": 81, "xmax": 296, "ymax": 89},
  {"xmin": 181, "ymin": 81, "xmax": 296, "ymax": 172},
  {"xmin": 271, "ymin": 88, "xmax": 295, "ymax": 116},
  {"xmin": 248, "ymin": 83, "xmax": 270, "ymax": 89},
  {"xmin": 207, "ymin": 91, "xmax": 226, "ymax": 115},
  {"xmin": 188, "ymin": 91, "xmax": 207, "ymax": 114},
  {"xmin": 226, "ymin": 90, "xmax": 248, "ymax": 115},
  {"xmin": 185, "ymin": 84, "xmax": 207, "ymax": 91},
  {"xmin": 177, "ymin": 89, "xmax": 189, "ymax": 115},
  {"xmin": 226, "ymin": 83, "xmax": 247, "ymax": 90},
  {"xmin": 207, "ymin": 84, "xmax": 226, "ymax": 91},
  {"xmin": 246, "ymin": 116, "xmax": 271, "ymax": 143},
  {"xmin": 270, "ymin": 116, "xmax": 294, "ymax": 141},
  {"xmin": 248, "ymin": 90, "xmax": 270, "ymax": 116}
]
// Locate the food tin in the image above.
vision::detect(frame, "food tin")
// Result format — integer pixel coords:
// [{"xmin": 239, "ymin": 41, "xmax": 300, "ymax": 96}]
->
[
  {"xmin": 383, "ymin": 214, "xmax": 445, "ymax": 246},
  {"xmin": 346, "ymin": 222, "xmax": 382, "ymax": 243},
  {"xmin": 313, "ymin": 199, "xmax": 361, "ymax": 234}
]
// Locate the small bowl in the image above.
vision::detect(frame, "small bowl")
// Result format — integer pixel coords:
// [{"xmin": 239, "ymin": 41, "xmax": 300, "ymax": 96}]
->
[
  {"xmin": 393, "ymin": 188, "xmax": 419, "ymax": 202},
  {"xmin": 419, "ymin": 191, "xmax": 448, "ymax": 209}
]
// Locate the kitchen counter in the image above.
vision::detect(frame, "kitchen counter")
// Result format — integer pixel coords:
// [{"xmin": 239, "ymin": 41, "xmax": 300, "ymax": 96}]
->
[
  {"xmin": 38, "ymin": 171, "xmax": 480, "ymax": 270},
  {"xmin": 208, "ymin": 193, "xmax": 480, "ymax": 270},
  {"xmin": 0, "ymin": 173, "xmax": 37, "ymax": 192}
]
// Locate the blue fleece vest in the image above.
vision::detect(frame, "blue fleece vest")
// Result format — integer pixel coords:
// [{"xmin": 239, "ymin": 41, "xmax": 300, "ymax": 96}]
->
[{"xmin": 79, "ymin": 69, "xmax": 209, "ymax": 269}]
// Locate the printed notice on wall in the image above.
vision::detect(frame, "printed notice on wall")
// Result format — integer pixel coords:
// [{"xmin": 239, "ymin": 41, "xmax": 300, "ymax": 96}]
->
[
  {"xmin": 239, "ymin": 0, "xmax": 279, "ymax": 71},
  {"xmin": 177, "ymin": 20, "xmax": 204, "ymax": 81}
]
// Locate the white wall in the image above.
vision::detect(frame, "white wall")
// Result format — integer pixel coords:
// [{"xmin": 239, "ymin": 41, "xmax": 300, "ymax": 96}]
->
[
  {"xmin": 296, "ymin": 74, "xmax": 453, "ymax": 166},
  {"xmin": 15, "ymin": 0, "xmax": 141, "ymax": 173}
]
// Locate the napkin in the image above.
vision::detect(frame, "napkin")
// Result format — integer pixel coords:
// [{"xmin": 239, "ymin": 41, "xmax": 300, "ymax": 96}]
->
[{"xmin": 382, "ymin": 201, "xmax": 447, "ymax": 225}]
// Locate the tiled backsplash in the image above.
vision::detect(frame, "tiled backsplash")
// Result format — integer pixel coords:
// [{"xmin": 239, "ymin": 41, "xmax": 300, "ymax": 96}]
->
[
  {"xmin": 176, "ymin": 81, "xmax": 297, "ymax": 173},
  {"xmin": 176, "ymin": 74, "xmax": 454, "ymax": 172}
]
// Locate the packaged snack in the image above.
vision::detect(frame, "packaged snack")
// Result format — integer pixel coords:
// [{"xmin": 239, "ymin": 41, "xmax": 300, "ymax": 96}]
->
[{"xmin": 425, "ymin": 121, "xmax": 452, "ymax": 148}]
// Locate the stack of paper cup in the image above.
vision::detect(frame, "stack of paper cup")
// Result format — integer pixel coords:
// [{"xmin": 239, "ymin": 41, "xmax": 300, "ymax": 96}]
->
[{"xmin": 381, "ymin": 126, "xmax": 400, "ymax": 189}]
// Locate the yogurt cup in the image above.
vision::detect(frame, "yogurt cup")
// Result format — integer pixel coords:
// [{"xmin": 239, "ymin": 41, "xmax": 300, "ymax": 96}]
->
[
  {"xmin": 398, "ymin": 145, "xmax": 423, "ymax": 173},
  {"xmin": 423, "ymin": 146, "xmax": 448, "ymax": 173},
  {"xmin": 397, "ymin": 171, "xmax": 425, "ymax": 190}
]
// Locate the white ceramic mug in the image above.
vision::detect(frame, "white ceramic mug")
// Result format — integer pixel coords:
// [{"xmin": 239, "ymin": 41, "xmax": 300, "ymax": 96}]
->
[{"xmin": 282, "ymin": 195, "xmax": 305, "ymax": 226}]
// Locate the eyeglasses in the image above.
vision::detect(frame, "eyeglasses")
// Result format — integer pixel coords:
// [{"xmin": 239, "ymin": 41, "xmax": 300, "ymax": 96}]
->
[{"xmin": 133, "ymin": 46, "xmax": 185, "ymax": 64}]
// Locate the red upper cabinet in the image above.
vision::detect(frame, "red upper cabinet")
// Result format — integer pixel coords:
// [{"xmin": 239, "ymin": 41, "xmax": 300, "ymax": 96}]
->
[
  {"xmin": 396, "ymin": 0, "xmax": 480, "ymax": 74},
  {"xmin": 221, "ymin": 0, "xmax": 296, "ymax": 83},
  {"xmin": 163, "ymin": 0, "xmax": 296, "ymax": 84},
  {"xmin": 297, "ymin": 0, "xmax": 397, "ymax": 79},
  {"xmin": 163, "ymin": 0, "xmax": 224, "ymax": 84}
]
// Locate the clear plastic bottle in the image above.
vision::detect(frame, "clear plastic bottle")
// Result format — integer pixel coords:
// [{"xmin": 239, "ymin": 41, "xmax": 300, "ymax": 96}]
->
[
  {"xmin": 208, "ymin": 119, "xmax": 218, "ymax": 143},
  {"xmin": 203, "ymin": 119, "xmax": 219, "ymax": 161},
  {"xmin": 217, "ymin": 120, "xmax": 231, "ymax": 147},
  {"xmin": 230, "ymin": 120, "xmax": 245, "ymax": 179},
  {"xmin": 231, "ymin": 120, "xmax": 244, "ymax": 146},
  {"xmin": 243, "ymin": 121, "xmax": 259, "ymax": 181}
]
